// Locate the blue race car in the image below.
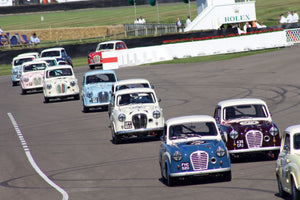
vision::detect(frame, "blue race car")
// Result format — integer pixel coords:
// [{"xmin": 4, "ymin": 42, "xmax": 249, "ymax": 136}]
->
[
  {"xmin": 159, "ymin": 115, "xmax": 231, "ymax": 186},
  {"xmin": 81, "ymin": 70, "xmax": 117, "ymax": 112}
]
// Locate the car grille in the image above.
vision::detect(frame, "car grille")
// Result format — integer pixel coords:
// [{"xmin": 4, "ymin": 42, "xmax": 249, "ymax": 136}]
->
[
  {"xmin": 94, "ymin": 55, "xmax": 100, "ymax": 63},
  {"xmin": 56, "ymin": 83, "xmax": 67, "ymax": 94},
  {"xmin": 132, "ymin": 113, "xmax": 147, "ymax": 129},
  {"xmin": 190, "ymin": 151, "xmax": 208, "ymax": 171},
  {"xmin": 246, "ymin": 130, "xmax": 263, "ymax": 148},
  {"xmin": 98, "ymin": 91, "xmax": 109, "ymax": 103},
  {"xmin": 33, "ymin": 77, "xmax": 42, "ymax": 86}
]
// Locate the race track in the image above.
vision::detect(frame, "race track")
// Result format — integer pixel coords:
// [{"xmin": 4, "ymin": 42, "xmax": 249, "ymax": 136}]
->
[{"xmin": 1, "ymin": 44, "xmax": 300, "ymax": 200}]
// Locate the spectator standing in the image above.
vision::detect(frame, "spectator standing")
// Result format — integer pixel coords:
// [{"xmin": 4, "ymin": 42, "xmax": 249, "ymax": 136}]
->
[
  {"xmin": 176, "ymin": 17, "xmax": 184, "ymax": 32},
  {"xmin": 186, "ymin": 16, "xmax": 191, "ymax": 27},
  {"xmin": 139, "ymin": 16, "xmax": 146, "ymax": 24},
  {"xmin": 286, "ymin": 11, "xmax": 293, "ymax": 23},
  {"xmin": 30, "ymin": 32, "xmax": 40, "ymax": 46},
  {"xmin": 134, "ymin": 17, "xmax": 139, "ymax": 24},
  {"xmin": 279, "ymin": 14, "xmax": 287, "ymax": 24},
  {"xmin": 243, "ymin": 22, "xmax": 251, "ymax": 33},
  {"xmin": 292, "ymin": 10, "xmax": 299, "ymax": 23}
]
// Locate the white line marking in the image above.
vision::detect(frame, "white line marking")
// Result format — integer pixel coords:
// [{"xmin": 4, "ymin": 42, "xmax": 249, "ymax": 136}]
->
[{"xmin": 7, "ymin": 112, "xmax": 69, "ymax": 200}]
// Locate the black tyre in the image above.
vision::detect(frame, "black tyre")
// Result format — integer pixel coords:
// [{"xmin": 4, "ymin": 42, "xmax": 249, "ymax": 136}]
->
[
  {"xmin": 223, "ymin": 171, "xmax": 232, "ymax": 182},
  {"xmin": 21, "ymin": 89, "xmax": 27, "ymax": 95},
  {"xmin": 74, "ymin": 94, "xmax": 80, "ymax": 100},
  {"xmin": 112, "ymin": 128, "xmax": 121, "ymax": 144},
  {"xmin": 292, "ymin": 178, "xmax": 300, "ymax": 200},
  {"xmin": 44, "ymin": 97, "xmax": 50, "ymax": 103},
  {"xmin": 83, "ymin": 105, "xmax": 89, "ymax": 113},
  {"xmin": 277, "ymin": 175, "xmax": 288, "ymax": 197},
  {"xmin": 166, "ymin": 166, "xmax": 175, "ymax": 186},
  {"xmin": 89, "ymin": 65, "xmax": 95, "ymax": 70},
  {"xmin": 12, "ymin": 81, "xmax": 18, "ymax": 86}
]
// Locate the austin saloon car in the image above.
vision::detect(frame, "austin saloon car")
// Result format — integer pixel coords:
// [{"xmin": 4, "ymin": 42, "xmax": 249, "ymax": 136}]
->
[
  {"xmin": 20, "ymin": 60, "xmax": 47, "ymax": 95},
  {"xmin": 43, "ymin": 65, "xmax": 80, "ymax": 103},
  {"xmin": 110, "ymin": 88, "xmax": 164, "ymax": 144},
  {"xmin": 213, "ymin": 98, "xmax": 280, "ymax": 158},
  {"xmin": 276, "ymin": 125, "xmax": 300, "ymax": 200},
  {"xmin": 88, "ymin": 40, "xmax": 127, "ymax": 69},
  {"xmin": 40, "ymin": 47, "xmax": 73, "ymax": 67},
  {"xmin": 34, "ymin": 57, "xmax": 58, "ymax": 67},
  {"xmin": 11, "ymin": 53, "xmax": 38, "ymax": 86},
  {"xmin": 81, "ymin": 70, "xmax": 117, "ymax": 112},
  {"xmin": 159, "ymin": 115, "xmax": 231, "ymax": 186},
  {"xmin": 108, "ymin": 78, "xmax": 154, "ymax": 116}
]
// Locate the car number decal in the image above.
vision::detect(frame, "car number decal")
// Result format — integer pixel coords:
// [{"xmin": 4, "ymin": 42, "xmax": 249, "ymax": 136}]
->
[
  {"xmin": 236, "ymin": 140, "xmax": 244, "ymax": 148},
  {"xmin": 124, "ymin": 121, "xmax": 132, "ymax": 129},
  {"xmin": 181, "ymin": 163, "xmax": 190, "ymax": 170}
]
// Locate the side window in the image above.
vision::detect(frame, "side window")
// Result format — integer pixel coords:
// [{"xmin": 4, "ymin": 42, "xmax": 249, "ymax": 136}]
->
[
  {"xmin": 213, "ymin": 107, "xmax": 221, "ymax": 123},
  {"xmin": 284, "ymin": 133, "xmax": 290, "ymax": 152}
]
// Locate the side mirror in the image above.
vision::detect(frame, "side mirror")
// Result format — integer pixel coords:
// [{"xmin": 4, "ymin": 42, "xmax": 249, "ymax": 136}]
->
[{"xmin": 283, "ymin": 145, "xmax": 290, "ymax": 152}]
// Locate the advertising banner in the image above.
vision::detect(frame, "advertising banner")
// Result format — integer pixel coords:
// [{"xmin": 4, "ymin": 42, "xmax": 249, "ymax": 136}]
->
[{"xmin": 0, "ymin": 0, "xmax": 13, "ymax": 7}]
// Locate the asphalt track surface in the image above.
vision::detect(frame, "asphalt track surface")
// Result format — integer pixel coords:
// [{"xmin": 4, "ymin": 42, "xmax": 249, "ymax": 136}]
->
[{"xmin": 1, "ymin": 44, "xmax": 300, "ymax": 200}]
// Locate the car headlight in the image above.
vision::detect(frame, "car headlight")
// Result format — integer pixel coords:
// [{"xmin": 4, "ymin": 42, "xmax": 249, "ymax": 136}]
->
[
  {"xmin": 46, "ymin": 84, "xmax": 52, "ymax": 89},
  {"xmin": 216, "ymin": 146, "xmax": 226, "ymax": 157},
  {"xmin": 23, "ymin": 77, "xmax": 29, "ymax": 82},
  {"xmin": 118, "ymin": 113, "xmax": 126, "ymax": 122},
  {"xmin": 153, "ymin": 110, "xmax": 161, "ymax": 119},
  {"xmin": 172, "ymin": 151, "xmax": 183, "ymax": 161},
  {"xmin": 230, "ymin": 129, "xmax": 239, "ymax": 139},
  {"xmin": 70, "ymin": 81, "xmax": 76, "ymax": 87},
  {"xmin": 87, "ymin": 91, "xmax": 93, "ymax": 98},
  {"xmin": 269, "ymin": 126, "xmax": 279, "ymax": 136},
  {"xmin": 12, "ymin": 69, "xmax": 18, "ymax": 74}
]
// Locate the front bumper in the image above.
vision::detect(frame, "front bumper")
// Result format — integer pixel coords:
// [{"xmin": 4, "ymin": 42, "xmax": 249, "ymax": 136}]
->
[
  {"xmin": 170, "ymin": 167, "xmax": 231, "ymax": 177},
  {"xmin": 116, "ymin": 127, "xmax": 164, "ymax": 135},
  {"xmin": 229, "ymin": 146, "xmax": 280, "ymax": 154}
]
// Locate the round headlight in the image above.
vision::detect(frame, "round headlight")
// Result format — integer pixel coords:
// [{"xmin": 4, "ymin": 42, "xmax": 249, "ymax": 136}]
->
[
  {"xmin": 46, "ymin": 84, "xmax": 52, "ymax": 89},
  {"xmin": 269, "ymin": 126, "xmax": 279, "ymax": 136},
  {"xmin": 216, "ymin": 146, "xmax": 226, "ymax": 157},
  {"xmin": 153, "ymin": 110, "xmax": 161, "ymax": 119},
  {"xmin": 12, "ymin": 69, "xmax": 18, "ymax": 74},
  {"xmin": 230, "ymin": 130, "xmax": 239, "ymax": 139},
  {"xmin": 87, "ymin": 91, "xmax": 93, "ymax": 98},
  {"xmin": 172, "ymin": 151, "xmax": 183, "ymax": 161},
  {"xmin": 70, "ymin": 81, "xmax": 76, "ymax": 87},
  {"xmin": 118, "ymin": 113, "xmax": 126, "ymax": 122},
  {"xmin": 23, "ymin": 77, "xmax": 29, "ymax": 82}
]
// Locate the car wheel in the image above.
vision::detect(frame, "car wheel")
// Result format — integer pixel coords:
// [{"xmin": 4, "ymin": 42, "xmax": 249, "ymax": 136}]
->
[
  {"xmin": 222, "ymin": 171, "xmax": 232, "ymax": 182},
  {"xmin": 21, "ymin": 89, "xmax": 27, "ymax": 95},
  {"xmin": 277, "ymin": 175, "xmax": 288, "ymax": 197},
  {"xmin": 89, "ymin": 65, "xmax": 95, "ymax": 70},
  {"xmin": 292, "ymin": 178, "xmax": 300, "ymax": 200},
  {"xmin": 74, "ymin": 94, "xmax": 80, "ymax": 100},
  {"xmin": 166, "ymin": 165, "xmax": 175, "ymax": 186},
  {"xmin": 83, "ymin": 106, "xmax": 89, "ymax": 113},
  {"xmin": 160, "ymin": 162, "xmax": 166, "ymax": 182},
  {"xmin": 112, "ymin": 127, "xmax": 121, "ymax": 144},
  {"xmin": 12, "ymin": 81, "xmax": 18, "ymax": 86},
  {"xmin": 44, "ymin": 97, "xmax": 50, "ymax": 103}
]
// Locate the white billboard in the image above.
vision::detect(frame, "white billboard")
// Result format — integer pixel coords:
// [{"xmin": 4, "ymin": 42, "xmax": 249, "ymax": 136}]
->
[{"xmin": 0, "ymin": 0, "xmax": 13, "ymax": 7}]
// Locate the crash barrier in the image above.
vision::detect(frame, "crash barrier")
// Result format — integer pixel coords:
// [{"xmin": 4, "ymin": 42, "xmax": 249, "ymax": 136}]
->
[
  {"xmin": 102, "ymin": 31, "xmax": 292, "ymax": 70},
  {"xmin": 285, "ymin": 28, "xmax": 300, "ymax": 43},
  {"xmin": 124, "ymin": 24, "xmax": 178, "ymax": 37}
]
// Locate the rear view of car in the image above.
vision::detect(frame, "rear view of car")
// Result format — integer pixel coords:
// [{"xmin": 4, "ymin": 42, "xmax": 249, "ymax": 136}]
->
[{"xmin": 40, "ymin": 47, "xmax": 73, "ymax": 67}]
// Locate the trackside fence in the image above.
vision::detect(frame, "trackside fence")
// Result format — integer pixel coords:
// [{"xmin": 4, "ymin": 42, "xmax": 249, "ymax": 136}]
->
[{"xmin": 285, "ymin": 28, "xmax": 300, "ymax": 44}]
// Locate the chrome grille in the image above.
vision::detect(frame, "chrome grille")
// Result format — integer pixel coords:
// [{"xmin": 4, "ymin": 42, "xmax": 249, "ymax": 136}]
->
[
  {"xmin": 33, "ymin": 77, "xmax": 42, "ymax": 86},
  {"xmin": 94, "ymin": 55, "xmax": 100, "ymax": 63},
  {"xmin": 98, "ymin": 91, "xmax": 109, "ymax": 103},
  {"xmin": 56, "ymin": 83, "xmax": 67, "ymax": 94},
  {"xmin": 246, "ymin": 130, "xmax": 263, "ymax": 148},
  {"xmin": 132, "ymin": 113, "xmax": 147, "ymax": 129},
  {"xmin": 190, "ymin": 151, "xmax": 208, "ymax": 171}
]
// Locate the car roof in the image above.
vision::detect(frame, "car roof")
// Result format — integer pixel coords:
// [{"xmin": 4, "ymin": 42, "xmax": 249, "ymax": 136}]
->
[
  {"xmin": 45, "ymin": 64, "xmax": 73, "ymax": 70},
  {"xmin": 16, "ymin": 52, "xmax": 39, "ymax": 58},
  {"xmin": 285, "ymin": 125, "xmax": 300, "ymax": 135},
  {"xmin": 22, "ymin": 60, "xmax": 48, "ymax": 66},
  {"xmin": 217, "ymin": 98, "xmax": 267, "ymax": 107},
  {"xmin": 34, "ymin": 57, "xmax": 57, "ymax": 61},
  {"xmin": 99, "ymin": 40, "xmax": 124, "ymax": 45},
  {"xmin": 165, "ymin": 115, "xmax": 216, "ymax": 126},
  {"xmin": 114, "ymin": 87, "xmax": 156, "ymax": 96},
  {"xmin": 84, "ymin": 69, "xmax": 116, "ymax": 76},
  {"xmin": 114, "ymin": 78, "xmax": 150, "ymax": 86},
  {"xmin": 41, "ymin": 47, "xmax": 65, "ymax": 52}
]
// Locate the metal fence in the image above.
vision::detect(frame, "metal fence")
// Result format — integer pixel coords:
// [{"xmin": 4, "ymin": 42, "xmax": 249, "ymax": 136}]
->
[
  {"xmin": 285, "ymin": 28, "xmax": 300, "ymax": 43},
  {"xmin": 124, "ymin": 24, "xmax": 178, "ymax": 37}
]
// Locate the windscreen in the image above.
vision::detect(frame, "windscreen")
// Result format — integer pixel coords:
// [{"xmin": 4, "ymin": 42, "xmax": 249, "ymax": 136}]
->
[
  {"xmin": 86, "ymin": 74, "xmax": 116, "ymax": 84},
  {"xmin": 23, "ymin": 63, "xmax": 46, "ymax": 72},
  {"xmin": 47, "ymin": 68, "xmax": 73, "ymax": 78},
  {"xmin": 117, "ymin": 92, "xmax": 155, "ymax": 106},
  {"xmin": 224, "ymin": 104, "xmax": 268, "ymax": 120}
]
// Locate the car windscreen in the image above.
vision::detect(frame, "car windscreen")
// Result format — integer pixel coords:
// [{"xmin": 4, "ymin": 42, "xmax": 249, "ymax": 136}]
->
[
  {"xmin": 117, "ymin": 92, "xmax": 155, "ymax": 106},
  {"xmin": 23, "ymin": 63, "xmax": 47, "ymax": 72},
  {"xmin": 97, "ymin": 43, "xmax": 114, "ymax": 50},
  {"xmin": 14, "ymin": 57, "xmax": 34, "ymax": 66},
  {"xmin": 294, "ymin": 133, "xmax": 300, "ymax": 150},
  {"xmin": 86, "ymin": 74, "xmax": 116, "ymax": 84},
  {"xmin": 41, "ymin": 51, "xmax": 60, "ymax": 57},
  {"xmin": 116, "ymin": 83, "xmax": 150, "ymax": 91},
  {"xmin": 47, "ymin": 68, "xmax": 73, "ymax": 78},
  {"xmin": 224, "ymin": 104, "xmax": 268, "ymax": 120},
  {"xmin": 169, "ymin": 122, "xmax": 218, "ymax": 140},
  {"xmin": 44, "ymin": 60, "xmax": 57, "ymax": 67}
]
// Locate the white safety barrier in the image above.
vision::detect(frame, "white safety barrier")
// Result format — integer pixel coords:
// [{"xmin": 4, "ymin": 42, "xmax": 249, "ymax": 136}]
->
[{"xmin": 102, "ymin": 31, "xmax": 292, "ymax": 70}]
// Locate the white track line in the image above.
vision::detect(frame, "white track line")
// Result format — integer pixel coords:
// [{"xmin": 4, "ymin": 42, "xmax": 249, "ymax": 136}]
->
[{"xmin": 7, "ymin": 112, "xmax": 69, "ymax": 200}]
